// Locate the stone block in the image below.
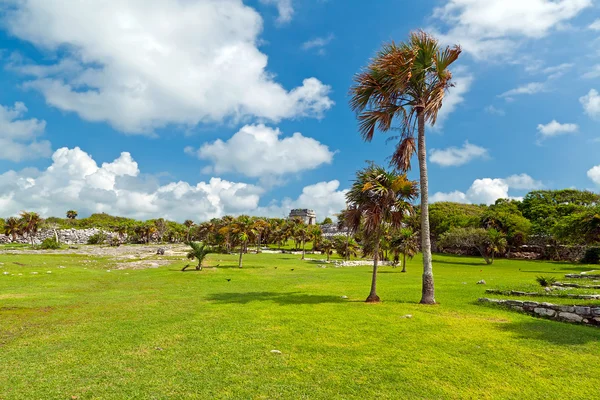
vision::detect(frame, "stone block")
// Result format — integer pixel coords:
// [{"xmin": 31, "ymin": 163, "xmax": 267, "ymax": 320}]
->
[
  {"xmin": 558, "ymin": 312, "xmax": 583, "ymax": 323},
  {"xmin": 534, "ymin": 307, "xmax": 556, "ymax": 317},
  {"xmin": 558, "ymin": 306, "xmax": 575, "ymax": 313},
  {"xmin": 574, "ymin": 306, "xmax": 591, "ymax": 315}
]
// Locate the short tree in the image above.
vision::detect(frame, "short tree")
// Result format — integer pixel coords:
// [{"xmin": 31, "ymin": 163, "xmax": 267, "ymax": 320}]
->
[
  {"xmin": 66, "ymin": 210, "xmax": 78, "ymax": 220},
  {"xmin": 320, "ymin": 238, "xmax": 335, "ymax": 262},
  {"xmin": 183, "ymin": 242, "xmax": 212, "ymax": 271},
  {"xmin": 439, "ymin": 227, "xmax": 507, "ymax": 265}
]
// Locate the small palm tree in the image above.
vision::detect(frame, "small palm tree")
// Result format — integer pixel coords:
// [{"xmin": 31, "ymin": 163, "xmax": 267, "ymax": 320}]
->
[
  {"xmin": 66, "ymin": 210, "xmax": 78, "ymax": 220},
  {"xmin": 391, "ymin": 228, "xmax": 419, "ymax": 273},
  {"xmin": 4, "ymin": 217, "xmax": 21, "ymax": 242},
  {"xmin": 350, "ymin": 31, "xmax": 461, "ymax": 304},
  {"xmin": 309, "ymin": 225, "xmax": 323, "ymax": 252},
  {"xmin": 183, "ymin": 242, "xmax": 212, "ymax": 271},
  {"xmin": 344, "ymin": 164, "xmax": 418, "ymax": 303},
  {"xmin": 320, "ymin": 238, "xmax": 334, "ymax": 262}
]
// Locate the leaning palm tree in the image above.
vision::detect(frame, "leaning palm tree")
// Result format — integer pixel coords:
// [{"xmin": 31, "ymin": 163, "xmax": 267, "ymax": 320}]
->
[
  {"xmin": 391, "ymin": 228, "xmax": 419, "ymax": 273},
  {"xmin": 4, "ymin": 217, "xmax": 21, "ymax": 242},
  {"xmin": 344, "ymin": 164, "xmax": 418, "ymax": 303},
  {"xmin": 350, "ymin": 31, "xmax": 461, "ymax": 304},
  {"xmin": 183, "ymin": 241, "xmax": 212, "ymax": 271}
]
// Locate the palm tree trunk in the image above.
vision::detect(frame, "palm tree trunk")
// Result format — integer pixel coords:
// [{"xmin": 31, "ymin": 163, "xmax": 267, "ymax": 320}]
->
[
  {"xmin": 238, "ymin": 243, "xmax": 244, "ymax": 268},
  {"xmin": 417, "ymin": 109, "xmax": 435, "ymax": 305},
  {"xmin": 366, "ymin": 237, "xmax": 381, "ymax": 303},
  {"xmin": 402, "ymin": 252, "xmax": 407, "ymax": 273},
  {"xmin": 326, "ymin": 251, "xmax": 330, "ymax": 262},
  {"xmin": 302, "ymin": 239, "xmax": 306, "ymax": 260}
]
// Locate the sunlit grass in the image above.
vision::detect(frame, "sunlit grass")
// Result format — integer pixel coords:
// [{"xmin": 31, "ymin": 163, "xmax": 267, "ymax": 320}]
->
[{"xmin": 1, "ymin": 251, "xmax": 599, "ymax": 399}]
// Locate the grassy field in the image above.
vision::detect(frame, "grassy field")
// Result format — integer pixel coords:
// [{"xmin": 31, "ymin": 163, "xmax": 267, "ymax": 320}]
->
[{"xmin": 1, "ymin": 249, "xmax": 599, "ymax": 399}]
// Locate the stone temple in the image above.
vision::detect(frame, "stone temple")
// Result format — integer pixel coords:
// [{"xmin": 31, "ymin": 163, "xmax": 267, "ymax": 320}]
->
[{"xmin": 288, "ymin": 209, "xmax": 317, "ymax": 225}]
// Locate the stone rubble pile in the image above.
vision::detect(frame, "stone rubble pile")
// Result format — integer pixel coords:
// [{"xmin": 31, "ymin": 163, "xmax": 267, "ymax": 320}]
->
[{"xmin": 0, "ymin": 228, "xmax": 118, "ymax": 245}]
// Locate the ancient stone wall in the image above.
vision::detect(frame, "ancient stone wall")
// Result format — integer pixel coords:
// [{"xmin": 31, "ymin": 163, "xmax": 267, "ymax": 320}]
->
[
  {"xmin": 0, "ymin": 228, "xmax": 117, "ymax": 245},
  {"xmin": 479, "ymin": 298, "xmax": 600, "ymax": 326}
]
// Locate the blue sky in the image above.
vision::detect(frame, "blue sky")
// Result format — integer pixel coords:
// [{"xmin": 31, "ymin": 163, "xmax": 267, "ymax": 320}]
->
[{"xmin": 0, "ymin": 0, "xmax": 599, "ymax": 221}]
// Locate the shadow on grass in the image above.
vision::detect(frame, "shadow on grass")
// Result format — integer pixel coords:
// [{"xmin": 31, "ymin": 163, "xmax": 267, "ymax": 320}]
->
[
  {"xmin": 433, "ymin": 259, "xmax": 487, "ymax": 267},
  {"xmin": 205, "ymin": 291, "xmax": 347, "ymax": 305},
  {"xmin": 496, "ymin": 319, "xmax": 599, "ymax": 345}
]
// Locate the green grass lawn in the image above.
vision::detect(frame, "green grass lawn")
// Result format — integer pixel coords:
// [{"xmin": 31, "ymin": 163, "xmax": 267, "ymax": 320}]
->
[{"xmin": 1, "ymin": 251, "xmax": 599, "ymax": 399}]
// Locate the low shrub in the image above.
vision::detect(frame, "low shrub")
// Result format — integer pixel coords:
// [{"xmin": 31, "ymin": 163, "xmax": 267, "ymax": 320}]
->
[
  {"xmin": 87, "ymin": 232, "xmax": 107, "ymax": 245},
  {"xmin": 109, "ymin": 236, "xmax": 121, "ymax": 247},
  {"xmin": 581, "ymin": 247, "xmax": 600, "ymax": 264},
  {"xmin": 40, "ymin": 237, "xmax": 61, "ymax": 250},
  {"xmin": 536, "ymin": 276, "xmax": 557, "ymax": 287}
]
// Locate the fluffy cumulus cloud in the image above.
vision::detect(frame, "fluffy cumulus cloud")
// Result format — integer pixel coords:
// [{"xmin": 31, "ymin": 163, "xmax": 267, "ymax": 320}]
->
[
  {"xmin": 430, "ymin": 174, "xmax": 543, "ymax": 205},
  {"xmin": 2, "ymin": 0, "xmax": 333, "ymax": 134},
  {"xmin": 432, "ymin": 0, "xmax": 591, "ymax": 59},
  {"xmin": 0, "ymin": 147, "xmax": 345, "ymax": 221},
  {"xmin": 0, "ymin": 102, "xmax": 51, "ymax": 162},
  {"xmin": 580, "ymin": 89, "xmax": 600, "ymax": 119},
  {"xmin": 429, "ymin": 141, "xmax": 488, "ymax": 167},
  {"xmin": 588, "ymin": 165, "xmax": 600, "ymax": 185},
  {"xmin": 536, "ymin": 120, "xmax": 578, "ymax": 141},
  {"xmin": 186, "ymin": 124, "xmax": 334, "ymax": 181}
]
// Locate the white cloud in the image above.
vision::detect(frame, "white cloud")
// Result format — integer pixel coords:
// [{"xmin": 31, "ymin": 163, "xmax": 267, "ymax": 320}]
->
[
  {"xmin": 259, "ymin": 0, "xmax": 294, "ymax": 24},
  {"xmin": 2, "ymin": 0, "xmax": 332, "ymax": 134},
  {"xmin": 485, "ymin": 105, "xmax": 505, "ymax": 116},
  {"xmin": 258, "ymin": 180, "xmax": 347, "ymax": 220},
  {"xmin": 583, "ymin": 65, "xmax": 600, "ymax": 79},
  {"xmin": 188, "ymin": 124, "xmax": 334, "ymax": 181},
  {"xmin": 429, "ymin": 141, "xmax": 488, "ymax": 167},
  {"xmin": 588, "ymin": 165, "xmax": 600, "ymax": 185},
  {"xmin": 504, "ymin": 173, "xmax": 544, "ymax": 190},
  {"xmin": 433, "ymin": 70, "xmax": 474, "ymax": 128},
  {"xmin": 580, "ymin": 89, "xmax": 600, "ymax": 119},
  {"xmin": 589, "ymin": 19, "xmax": 600, "ymax": 30},
  {"xmin": 542, "ymin": 63, "xmax": 573, "ymax": 79},
  {"xmin": 302, "ymin": 34, "xmax": 335, "ymax": 55},
  {"xmin": 432, "ymin": 0, "xmax": 592, "ymax": 59},
  {"xmin": 0, "ymin": 146, "xmax": 347, "ymax": 221},
  {"xmin": 0, "ymin": 102, "xmax": 51, "ymax": 162},
  {"xmin": 431, "ymin": 174, "xmax": 542, "ymax": 205},
  {"xmin": 500, "ymin": 82, "xmax": 546, "ymax": 99},
  {"xmin": 536, "ymin": 120, "xmax": 578, "ymax": 140}
]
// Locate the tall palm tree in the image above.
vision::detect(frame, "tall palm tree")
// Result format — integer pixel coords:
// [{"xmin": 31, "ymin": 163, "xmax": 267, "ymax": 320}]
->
[
  {"xmin": 294, "ymin": 223, "xmax": 309, "ymax": 260},
  {"xmin": 183, "ymin": 242, "xmax": 212, "ymax": 271},
  {"xmin": 253, "ymin": 218, "xmax": 269, "ymax": 253},
  {"xmin": 350, "ymin": 31, "xmax": 461, "ymax": 304},
  {"xmin": 391, "ymin": 228, "xmax": 419, "ymax": 273},
  {"xmin": 344, "ymin": 164, "xmax": 418, "ymax": 303},
  {"xmin": 20, "ymin": 211, "xmax": 43, "ymax": 246},
  {"xmin": 184, "ymin": 220, "xmax": 195, "ymax": 243},
  {"xmin": 4, "ymin": 217, "xmax": 21, "ymax": 242}
]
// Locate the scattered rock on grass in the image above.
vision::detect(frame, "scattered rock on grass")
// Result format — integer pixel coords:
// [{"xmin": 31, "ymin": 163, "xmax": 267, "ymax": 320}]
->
[
  {"xmin": 270, "ymin": 350, "xmax": 282, "ymax": 355},
  {"xmin": 341, "ymin": 295, "xmax": 348, "ymax": 299},
  {"xmin": 477, "ymin": 280, "xmax": 486, "ymax": 285},
  {"xmin": 400, "ymin": 314, "xmax": 413, "ymax": 319}
]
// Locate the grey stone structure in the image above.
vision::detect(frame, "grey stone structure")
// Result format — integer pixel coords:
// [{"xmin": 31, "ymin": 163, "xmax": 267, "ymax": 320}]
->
[{"xmin": 288, "ymin": 209, "xmax": 317, "ymax": 225}]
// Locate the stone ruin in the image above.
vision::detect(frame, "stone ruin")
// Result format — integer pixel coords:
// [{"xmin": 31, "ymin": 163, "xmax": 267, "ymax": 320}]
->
[{"xmin": 288, "ymin": 209, "xmax": 317, "ymax": 225}]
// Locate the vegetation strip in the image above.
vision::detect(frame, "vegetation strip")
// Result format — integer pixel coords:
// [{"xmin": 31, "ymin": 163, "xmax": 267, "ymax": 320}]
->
[{"xmin": 485, "ymin": 289, "xmax": 600, "ymax": 299}]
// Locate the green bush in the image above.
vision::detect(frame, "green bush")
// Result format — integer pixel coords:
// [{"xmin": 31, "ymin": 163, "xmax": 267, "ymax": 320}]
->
[
  {"xmin": 87, "ymin": 232, "xmax": 107, "ymax": 245},
  {"xmin": 109, "ymin": 236, "xmax": 121, "ymax": 247},
  {"xmin": 581, "ymin": 247, "xmax": 600, "ymax": 264},
  {"xmin": 536, "ymin": 276, "xmax": 557, "ymax": 287},
  {"xmin": 40, "ymin": 237, "xmax": 61, "ymax": 250}
]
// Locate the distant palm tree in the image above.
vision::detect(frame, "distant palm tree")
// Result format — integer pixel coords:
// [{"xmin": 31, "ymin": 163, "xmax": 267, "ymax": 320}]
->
[
  {"xmin": 320, "ymin": 238, "xmax": 334, "ymax": 262},
  {"xmin": 4, "ymin": 217, "xmax": 21, "ymax": 242},
  {"xmin": 343, "ymin": 164, "xmax": 418, "ymax": 303},
  {"xmin": 184, "ymin": 220, "xmax": 195, "ymax": 243},
  {"xmin": 20, "ymin": 211, "xmax": 43, "ymax": 246},
  {"xmin": 183, "ymin": 242, "xmax": 212, "ymax": 271},
  {"xmin": 308, "ymin": 225, "xmax": 323, "ymax": 252},
  {"xmin": 66, "ymin": 210, "xmax": 78, "ymax": 220},
  {"xmin": 350, "ymin": 31, "xmax": 461, "ymax": 304},
  {"xmin": 391, "ymin": 228, "xmax": 419, "ymax": 273},
  {"xmin": 294, "ymin": 223, "xmax": 309, "ymax": 260},
  {"xmin": 230, "ymin": 215, "xmax": 255, "ymax": 268},
  {"xmin": 253, "ymin": 218, "xmax": 269, "ymax": 253}
]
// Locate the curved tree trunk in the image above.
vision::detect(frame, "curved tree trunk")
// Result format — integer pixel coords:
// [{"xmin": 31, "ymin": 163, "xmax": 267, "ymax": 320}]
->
[
  {"xmin": 366, "ymin": 237, "xmax": 381, "ymax": 303},
  {"xmin": 417, "ymin": 110, "xmax": 435, "ymax": 304},
  {"xmin": 402, "ymin": 252, "xmax": 407, "ymax": 273}
]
